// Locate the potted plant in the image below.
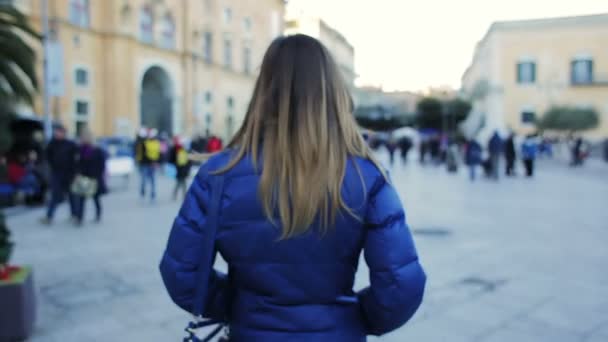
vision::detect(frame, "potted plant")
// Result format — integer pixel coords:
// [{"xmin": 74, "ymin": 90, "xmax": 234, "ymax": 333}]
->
[{"xmin": 0, "ymin": 4, "xmax": 40, "ymax": 340}]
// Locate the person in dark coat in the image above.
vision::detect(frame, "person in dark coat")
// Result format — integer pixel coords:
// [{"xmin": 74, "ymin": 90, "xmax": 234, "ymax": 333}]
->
[
  {"xmin": 521, "ymin": 135, "xmax": 538, "ymax": 177},
  {"xmin": 465, "ymin": 139, "xmax": 482, "ymax": 181},
  {"xmin": 504, "ymin": 133, "xmax": 516, "ymax": 176},
  {"xmin": 571, "ymin": 137, "xmax": 587, "ymax": 167},
  {"xmin": 398, "ymin": 137, "xmax": 413, "ymax": 164},
  {"xmin": 74, "ymin": 130, "xmax": 107, "ymax": 225},
  {"xmin": 488, "ymin": 131, "xmax": 503, "ymax": 180},
  {"xmin": 169, "ymin": 136, "xmax": 191, "ymax": 201},
  {"xmin": 159, "ymin": 35, "xmax": 426, "ymax": 341},
  {"xmin": 41, "ymin": 125, "xmax": 78, "ymax": 224},
  {"xmin": 386, "ymin": 136, "xmax": 397, "ymax": 166}
]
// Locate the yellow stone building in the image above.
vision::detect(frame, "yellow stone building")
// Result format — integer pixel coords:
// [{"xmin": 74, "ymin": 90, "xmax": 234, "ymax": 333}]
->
[
  {"xmin": 461, "ymin": 13, "xmax": 608, "ymax": 140},
  {"xmin": 12, "ymin": 0, "xmax": 285, "ymax": 139}
]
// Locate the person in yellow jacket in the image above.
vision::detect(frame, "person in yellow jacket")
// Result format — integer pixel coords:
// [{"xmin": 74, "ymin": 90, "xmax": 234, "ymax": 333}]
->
[{"xmin": 140, "ymin": 128, "xmax": 161, "ymax": 202}]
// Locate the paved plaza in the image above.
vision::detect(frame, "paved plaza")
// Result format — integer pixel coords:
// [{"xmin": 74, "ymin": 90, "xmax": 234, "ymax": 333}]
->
[{"xmin": 7, "ymin": 155, "xmax": 608, "ymax": 342}]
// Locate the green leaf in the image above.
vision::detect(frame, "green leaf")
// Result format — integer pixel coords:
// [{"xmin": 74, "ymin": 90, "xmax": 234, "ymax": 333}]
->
[{"xmin": 0, "ymin": 58, "xmax": 34, "ymax": 104}]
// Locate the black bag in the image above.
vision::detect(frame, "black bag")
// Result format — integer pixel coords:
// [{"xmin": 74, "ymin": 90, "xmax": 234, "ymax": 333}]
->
[{"xmin": 184, "ymin": 174, "xmax": 230, "ymax": 342}]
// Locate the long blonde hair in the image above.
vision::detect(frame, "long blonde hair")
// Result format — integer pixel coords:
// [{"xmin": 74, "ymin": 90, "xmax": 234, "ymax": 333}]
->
[{"xmin": 218, "ymin": 34, "xmax": 382, "ymax": 238}]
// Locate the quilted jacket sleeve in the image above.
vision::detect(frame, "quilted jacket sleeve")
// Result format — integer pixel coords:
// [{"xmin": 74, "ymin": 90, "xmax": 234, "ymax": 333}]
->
[
  {"xmin": 159, "ymin": 164, "xmax": 230, "ymax": 320},
  {"xmin": 357, "ymin": 174, "xmax": 426, "ymax": 336}
]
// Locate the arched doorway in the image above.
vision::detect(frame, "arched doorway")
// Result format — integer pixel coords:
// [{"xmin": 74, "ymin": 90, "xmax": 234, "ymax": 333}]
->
[{"xmin": 140, "ymin": 66, "xmax": 174, "ymax": 135}]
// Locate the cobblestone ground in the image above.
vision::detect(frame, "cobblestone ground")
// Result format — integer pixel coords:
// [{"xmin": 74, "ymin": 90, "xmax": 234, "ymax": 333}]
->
[{"xmin": 7, "ymin": 155, "xmax": 608, "ymax": 342}]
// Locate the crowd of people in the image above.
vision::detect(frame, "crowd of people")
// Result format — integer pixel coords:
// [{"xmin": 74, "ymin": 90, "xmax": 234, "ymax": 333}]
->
[
  {"xmin": 463, "ymin": 132, "xmax": 543, "ymax": 181},
  {"xmin": 40, "ymin": 125, "xmax": 107, "ymax": 226},
  {"xmin": 367, "ymin": 128, "xmax": 596, "ymax": 183},
  {"xmin": 133, "ymin": 128, "xmax": 224, "ymax": 203}
]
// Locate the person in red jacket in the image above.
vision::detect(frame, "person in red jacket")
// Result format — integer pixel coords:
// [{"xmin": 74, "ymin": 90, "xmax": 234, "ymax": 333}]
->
[{"xmin": 206, "ymin": 135, "xmax": 223, "ymax": 153}]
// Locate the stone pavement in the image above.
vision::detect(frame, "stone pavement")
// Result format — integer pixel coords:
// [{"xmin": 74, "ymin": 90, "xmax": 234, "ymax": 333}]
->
[{"xmin": 7, "ymin": 156, "xmax": 608, "ymax": 342}]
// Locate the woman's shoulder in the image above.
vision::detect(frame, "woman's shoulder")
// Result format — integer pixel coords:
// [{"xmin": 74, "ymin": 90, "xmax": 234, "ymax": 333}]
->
[
  {"xmin": 346, "ymin": 156, "xmax": 388, "ymax": 192},
  {"xmin": 349, "ymin": 156, "xmax": 385, "ymax": 176},
  {"xmin": 195, "ymin": 149, "xmax": 256, "ymax": 179}
]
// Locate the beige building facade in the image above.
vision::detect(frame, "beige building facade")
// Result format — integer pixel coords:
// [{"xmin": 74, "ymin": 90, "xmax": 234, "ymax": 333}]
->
[
  {"xmin": 12, "ymin": 0, "xmax": 285, "ymax": 139},
  {"xmin": 461, "ymin": 13, "xmax": 608, "ymax": 140},
  {"xmin": 284, "ymin": 3, "xmax": 355, "ymax": 89}
]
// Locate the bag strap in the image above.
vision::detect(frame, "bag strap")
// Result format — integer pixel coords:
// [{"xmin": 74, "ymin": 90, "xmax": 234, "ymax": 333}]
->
[{"xmin": 192, "ymin": 173, "xmax": 225, "ymax": 316}]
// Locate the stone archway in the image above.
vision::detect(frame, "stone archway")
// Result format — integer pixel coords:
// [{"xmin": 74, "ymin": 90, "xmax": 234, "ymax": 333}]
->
[{"xmin": 140, "ymin": 66, "xmax": 174, "ymax": 135}]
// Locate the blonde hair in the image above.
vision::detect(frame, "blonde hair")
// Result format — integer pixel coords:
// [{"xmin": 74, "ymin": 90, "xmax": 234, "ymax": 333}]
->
[{"xmin": 217, "ymin": 35, "xmax": 383, "ymax": 238}]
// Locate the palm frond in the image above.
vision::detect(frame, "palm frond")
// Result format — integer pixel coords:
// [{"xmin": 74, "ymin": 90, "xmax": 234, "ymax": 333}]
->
[
  {"xmin": 0, "ymin": 5, "xmax": 41, "ymax": 40},
  {"xmin": 0, "ymin": 28, "xmax": 37, "ymax": 89},
  {"xmin": 0, "ymin": 59, "xmax": 34, "ymax": 104},
  {"xmin": 0, "ymin": 5, "xmax": 40, "ymax": 107}
]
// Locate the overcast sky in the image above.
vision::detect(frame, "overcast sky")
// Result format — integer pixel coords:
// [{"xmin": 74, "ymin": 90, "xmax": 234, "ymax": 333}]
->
[{"xmin": 289, "ymin": 0, "xmax": 608, "ymax": 92}]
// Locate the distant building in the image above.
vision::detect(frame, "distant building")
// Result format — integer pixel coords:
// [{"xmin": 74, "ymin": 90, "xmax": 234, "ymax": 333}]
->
[
  {"xmin": 353, "ymin": 86, "xmax": 420, "ymax": 117},
  {"xmin": 422, "ymin": 86, "xmax": 457, "ymax": 101},
  {"xmin": 462, "ymin": 13, "xmax": 608, "ymax": 139},
  {"xmin": 14, "ymin": 0, "xmax": 285, "ymax": 139},
  {"xmin": 284, "ymin": 4, "xmax": 355, "ymax": 89}
]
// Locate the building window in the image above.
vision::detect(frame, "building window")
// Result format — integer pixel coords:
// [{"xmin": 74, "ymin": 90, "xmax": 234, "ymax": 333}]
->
[
  {"xmin": 204, "ymin": 0, "xmax": 212, "ymax": 11},
  {"xmin": 140, "ymin": 6, "xmax": 154, "ymax": 43},
  {"xmin": 75, "ymin": 100, "xmax": 89, "ymax": 117},
  {"xmin": 120, "ymin": 3, "xmax": 132, "ymax": 26},
  {"xmin": 203, "ymin": 32, "xmax": 213, "ymax": 63},
  {"xmin": 74, "ymin": 68, "xmax": 89, "ymax": 86},
  {"xmin": 205, "ymin": 112, "xmax": 212, "ymax": 125},
  {"xmin": 244, "ymin": 17, "xmax": 252, "ymax": 32},
  {"xmin": 571, "ymin": 58, "xmax": 593, "ymax": 85},
  {"xmin": 243, "ymin": 45, "xmax": 252, "ymax": 75},
  {"xmin": 516, "ymin": 61, "xmax": 536, "ymax": 84},
  {"xmin": 226, "ymin": 96, "xmax": 235, "ymax": 138},
  {"xmin": 75, "ymin": 121, "xmax": 88, "ymax": 138},
  {"xmin": 205, "ymin": 91, "xmax": 213, "ymax": 103},
  {"xmin": 160, "ymin": 13, "xmax": 176, "ymax": 49},
  {"xmin": 69, "ymin": 0, "xmax": 90, "ymax": 28},
  {"xmin": 226, "ymin": 115, "xmax": 234, "ymax": 138},
  {"xmin": 521, "ymin": 110, "xmax": 536, "ymax": 124},
  {"xmin": 224, "ymin": 38, "xmax": 232, "ymax": 69},
  {"xmin": 223, "ymin": 8, "xmax": 232, "ymax": 24}
]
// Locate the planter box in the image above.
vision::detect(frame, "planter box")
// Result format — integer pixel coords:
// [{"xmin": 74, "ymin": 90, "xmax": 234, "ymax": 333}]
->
[{"xmin": 0, "ymin": 267, "xmax": 36, "ymax": 341}]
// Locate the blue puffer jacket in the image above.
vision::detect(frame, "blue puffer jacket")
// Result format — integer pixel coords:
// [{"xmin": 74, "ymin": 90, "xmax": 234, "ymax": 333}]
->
[{"xmin": 160, "ymin": 151, "xmax": 426, "ymax": 341}]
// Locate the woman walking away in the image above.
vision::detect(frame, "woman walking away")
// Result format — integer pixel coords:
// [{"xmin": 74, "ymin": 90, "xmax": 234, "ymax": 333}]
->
[
  {"xmin": 74, "ymin": 130, "xmax": 107, "ymax": 225},
  {"xmin": 159, "ymin": 34, "xmax": 426, "ymax": 342},
  {"xmin": 169, "ymin": 136, "xmax": 191, "ymax": 201}
]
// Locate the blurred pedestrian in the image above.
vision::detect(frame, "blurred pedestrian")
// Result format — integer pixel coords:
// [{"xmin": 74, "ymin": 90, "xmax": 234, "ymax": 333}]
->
[
  {"xmin": 521, "ymin": 135, "xmax": 538, "ymax": 177},
  {"xmin": 446, "ymin": 142, "xmax": 459, "ymax": 173},
  {"xmin": 571, "ymin": 137, "xmax": 587, "ymax": 167},
  {"xmin": 504, "ymin": 133, "xmax": 516, "ymax": 176},
  {"xmin": 387, "ymin": 136, "xmax": 397, "ymax": 166},
  {"xmin": 73, "ymin": 130, "xmax": 107, "ymax": 225},
  {"xmin": 488, "ymin": 131, "xmax": 503, "ymax": 180},
  {"xmin": 134, "ymin": 127, "xmax": 146, "ymax": 160},
  {"xmin": 41, "ymin": 125, "xmax": 78, "ymax": 225},
  {"xmin": 398, "ymin": 137, "xmax": 413, "ymax": 164},
  {"xmin": 419, "ymin": 139, "xmax": 428, "ymax": 164},
  {"xmin": 206, "ymin": 134, "xmax": 223, "ymax": 153},
  {"xmin": 159, "ymin": 35, "xmax": 426, "ymax": 341},
  {"xmin": 465, "ymin": 139, "xmax": 482, "ymax": 181},
  {"xmin": 169, "ymin": 136, "xmax": 191, "ymax": 201},
  {"xmin": 140, "ymin": 128, "xmax": 161, "ymax": 202},
  {"xmin": 190, "ymin": 131, "xmax": 209, "ymax": 154}
]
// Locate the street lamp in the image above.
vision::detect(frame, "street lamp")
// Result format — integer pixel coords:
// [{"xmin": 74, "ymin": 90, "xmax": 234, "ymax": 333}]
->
[{"xmin": 41, "ymin": 0, "xmax": 52, "ymax": 141}]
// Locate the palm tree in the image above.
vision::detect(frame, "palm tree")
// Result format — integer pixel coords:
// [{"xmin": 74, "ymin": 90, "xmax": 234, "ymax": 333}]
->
[
  {"xmin": 0, "ymin": 4, "xmax": 40, "ymax": 277},
  {"xmin": 0, "ymin": 4, "xmax": 40, "ymax": 107}
]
